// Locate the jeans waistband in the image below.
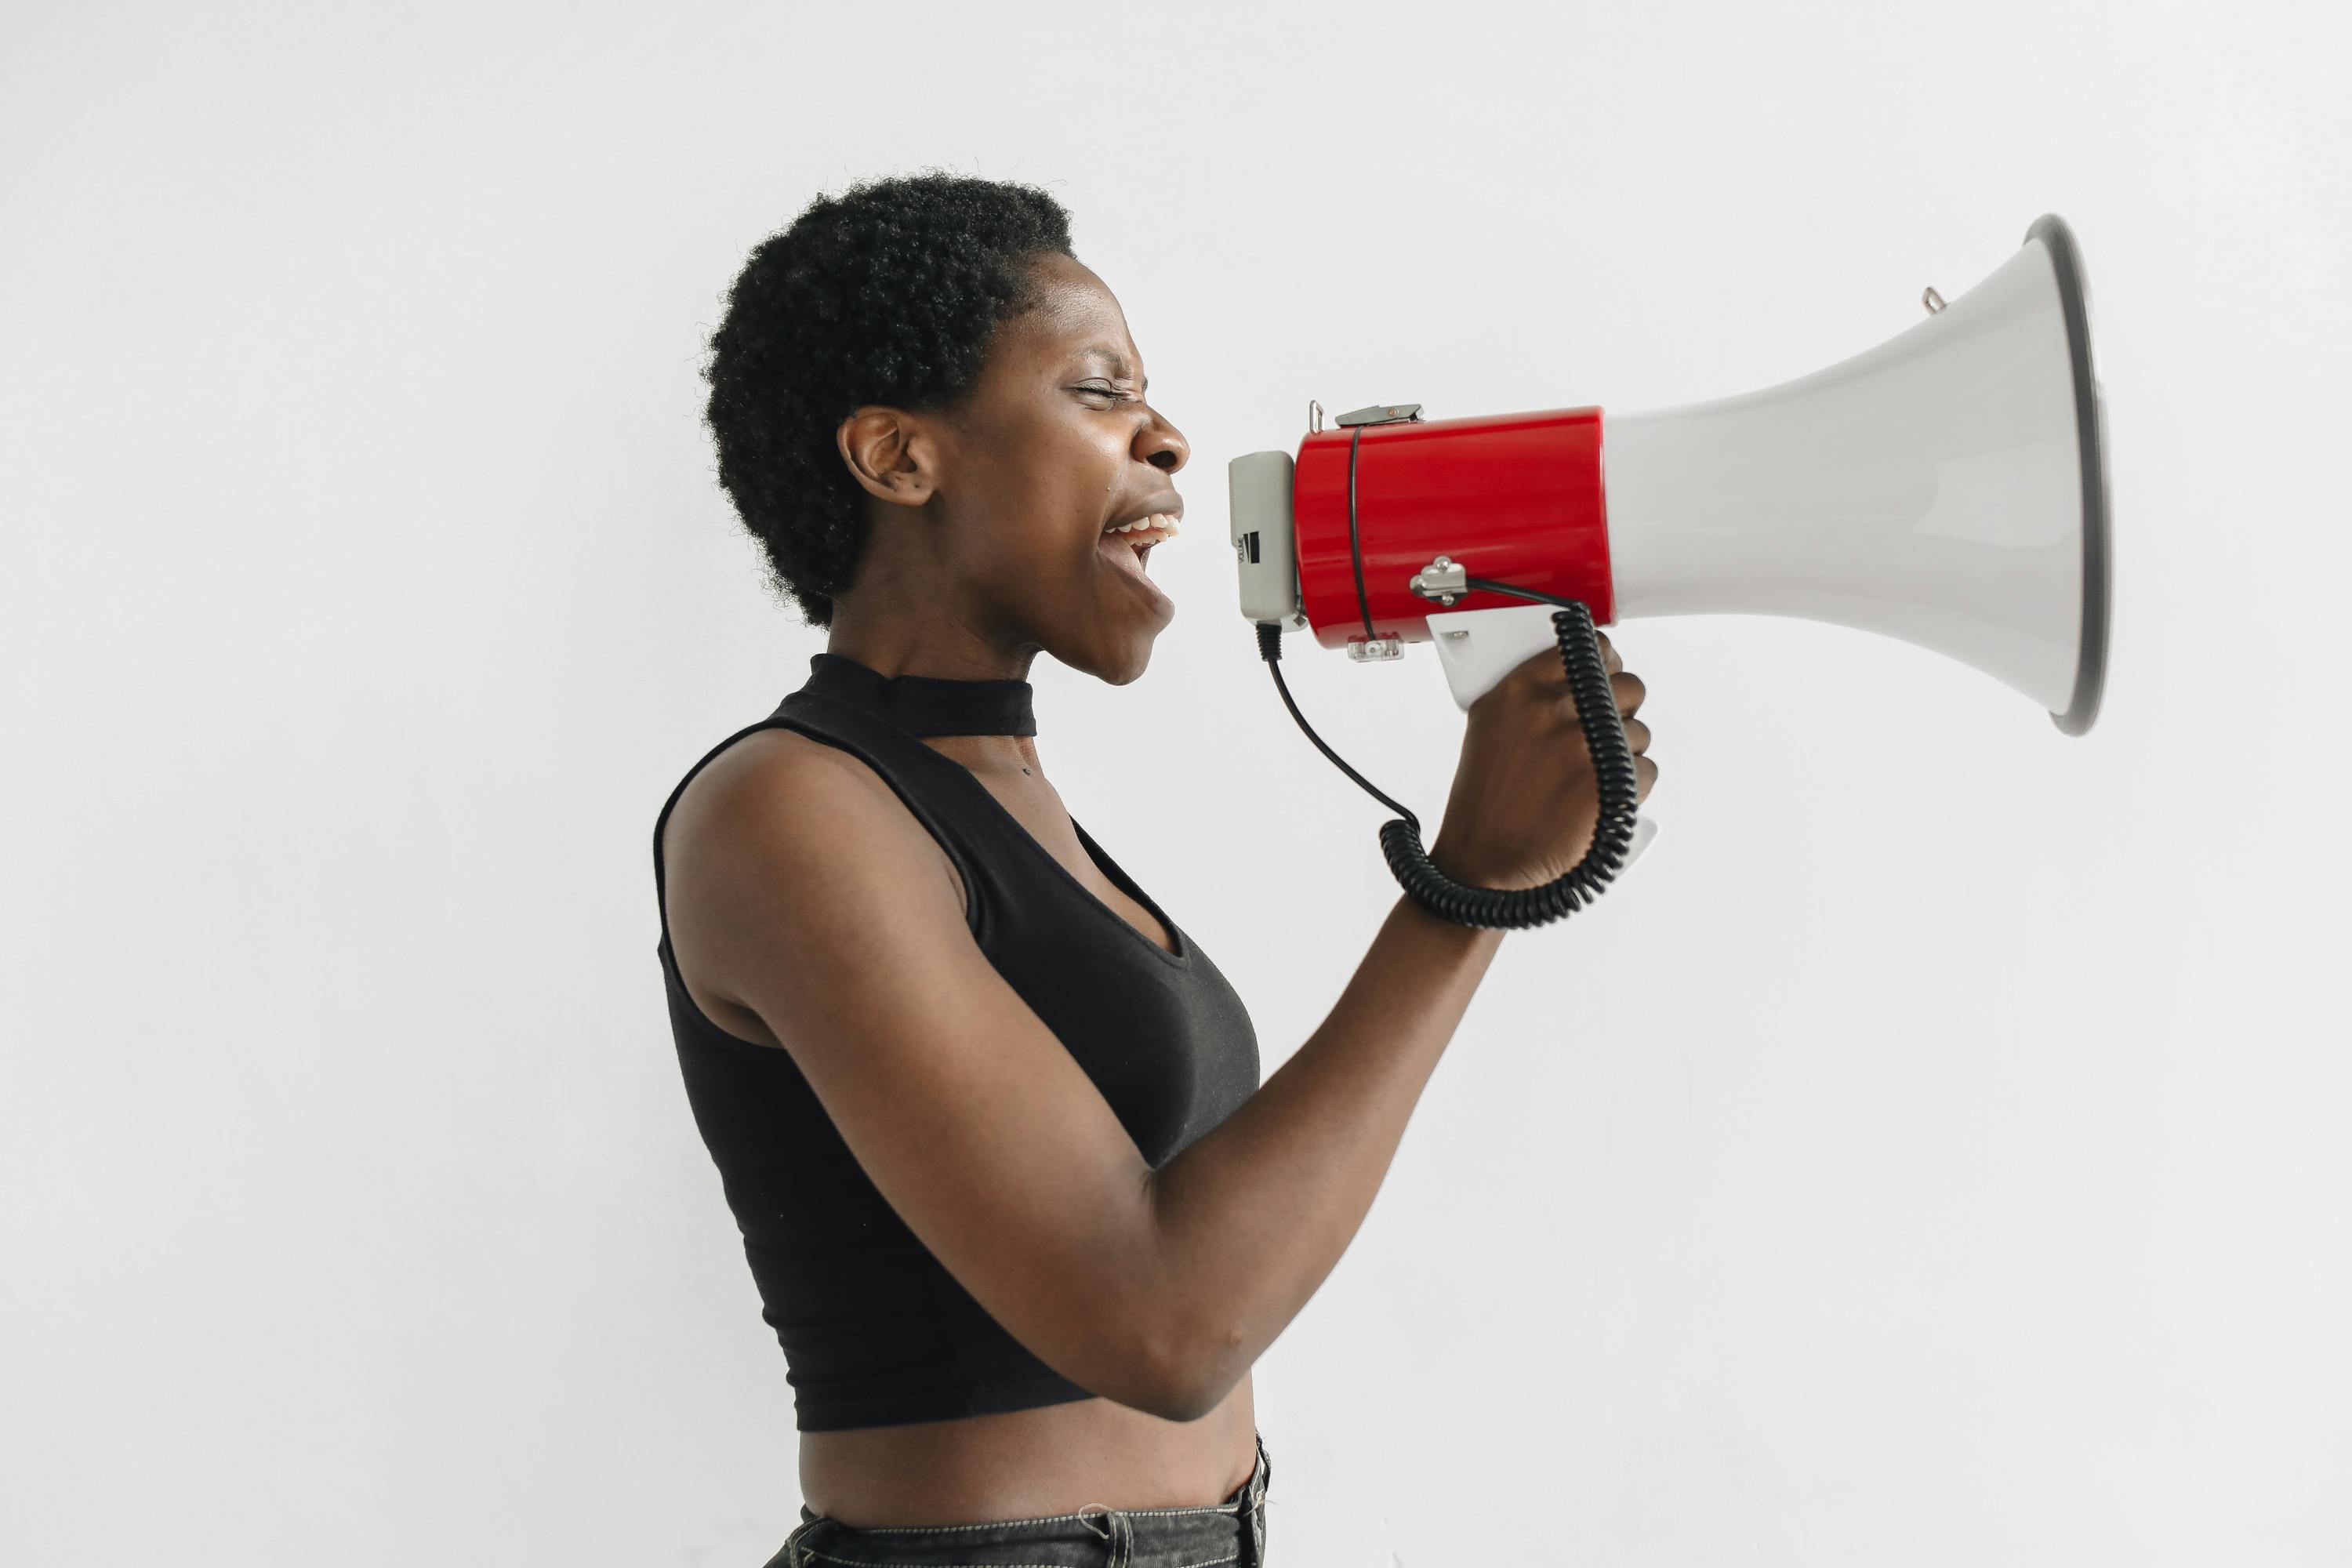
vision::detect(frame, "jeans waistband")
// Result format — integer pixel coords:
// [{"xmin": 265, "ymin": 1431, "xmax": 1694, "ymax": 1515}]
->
[{"xmin": 775, "ymin": 1429, "xmax": 1271, "ymax": 1567}]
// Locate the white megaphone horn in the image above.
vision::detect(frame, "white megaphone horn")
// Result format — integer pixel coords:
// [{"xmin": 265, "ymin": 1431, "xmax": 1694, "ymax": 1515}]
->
[{"xmin": 1230, "ymin": 213, "xmax": 2112, "ymax": 929}]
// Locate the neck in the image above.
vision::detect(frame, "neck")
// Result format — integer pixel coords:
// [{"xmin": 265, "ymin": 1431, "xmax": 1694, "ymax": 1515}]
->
[
  {"xmin": 823, "ymin": 577, "xmax": 1036, "ymax": 684},
  {"xmin": 815, "ymin": 597, "xmax": 1044, "ymax": 770}
]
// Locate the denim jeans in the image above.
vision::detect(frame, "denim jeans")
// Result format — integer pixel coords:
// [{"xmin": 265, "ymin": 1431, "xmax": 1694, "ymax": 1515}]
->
[{"xmin": 766, "ymin": 1429, "xmax": 1272, "ymax": 1568}]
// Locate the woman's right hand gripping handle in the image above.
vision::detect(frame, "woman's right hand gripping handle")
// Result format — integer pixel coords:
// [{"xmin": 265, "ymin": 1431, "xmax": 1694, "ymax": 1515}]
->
[
  {"xmin": 1144, "ymin": 637, "xmax": 1657, "ymax": 1419},
  {"xmin": 1427, "ymin": 630, "xmax": 1657, "ymax": 890}
]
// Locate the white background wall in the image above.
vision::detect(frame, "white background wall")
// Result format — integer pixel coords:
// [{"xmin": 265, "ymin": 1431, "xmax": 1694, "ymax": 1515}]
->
[{"xmin": 5, "ymin": 2, "xmax": 2347, "ymax": 1563}]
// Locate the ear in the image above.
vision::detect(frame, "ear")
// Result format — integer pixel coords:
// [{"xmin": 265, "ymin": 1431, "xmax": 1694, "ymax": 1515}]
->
[{"xmin": 836, "ymin": 407, "xmax": 939, "ymax": 510}]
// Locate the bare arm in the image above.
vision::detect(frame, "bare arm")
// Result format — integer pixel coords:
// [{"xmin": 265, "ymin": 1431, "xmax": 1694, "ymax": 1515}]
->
[
  {"xmin": 1142, "ymin": 893, "xmax": 1506, "ymax": 1418},
  {"xmin": 1144, "ymin": 633, "xmax": 1653, "ymax": 1418}
]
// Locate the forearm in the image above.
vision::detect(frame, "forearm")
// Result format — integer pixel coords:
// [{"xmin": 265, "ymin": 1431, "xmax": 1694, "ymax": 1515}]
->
[{"xmin": 1140, "ymin": 890, "xmax": 1508, "ymax": 1417}]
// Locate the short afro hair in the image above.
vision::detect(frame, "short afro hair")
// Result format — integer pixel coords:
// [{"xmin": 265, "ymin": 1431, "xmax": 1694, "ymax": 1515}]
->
[{"xmin": 699, "ymin": 172, "xmax": 1076, "ymax": 627}]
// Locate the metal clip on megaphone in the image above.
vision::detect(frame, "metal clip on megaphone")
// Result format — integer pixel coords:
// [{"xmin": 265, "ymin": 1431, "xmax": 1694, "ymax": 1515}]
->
[{"xmin": 1232, "ymin": 213, "xmax": 2114, "ymax": 933}]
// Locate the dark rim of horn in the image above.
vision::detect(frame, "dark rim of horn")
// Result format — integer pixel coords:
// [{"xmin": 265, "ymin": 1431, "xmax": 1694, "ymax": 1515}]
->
[{"xmin": 2027, "ymin": 212, "xmax": 2112, "ymax": 737}]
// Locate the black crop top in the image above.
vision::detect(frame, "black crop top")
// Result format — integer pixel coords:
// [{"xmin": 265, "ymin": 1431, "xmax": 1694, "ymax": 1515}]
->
[{"xmin": 652, "ymin": 653, "xmax": 1261, "ymax": 1432}]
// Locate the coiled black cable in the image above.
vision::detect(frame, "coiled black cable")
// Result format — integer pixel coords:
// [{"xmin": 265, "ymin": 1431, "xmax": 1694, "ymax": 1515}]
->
[{"xmin": 1255, "ymin": 580, "xmax": 1641, "ymax": 931}]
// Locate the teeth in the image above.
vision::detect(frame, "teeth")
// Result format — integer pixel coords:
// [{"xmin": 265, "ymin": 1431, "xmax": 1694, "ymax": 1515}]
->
[{"xmin": 1103, "ymin": 514, "xmax": 1181, "ymax": 536}]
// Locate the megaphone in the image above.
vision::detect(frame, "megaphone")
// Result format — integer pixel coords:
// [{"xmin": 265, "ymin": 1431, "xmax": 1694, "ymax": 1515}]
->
[{"xmin": 1231, "ymin": 213, "xmax": 2111, "ymax": 930}]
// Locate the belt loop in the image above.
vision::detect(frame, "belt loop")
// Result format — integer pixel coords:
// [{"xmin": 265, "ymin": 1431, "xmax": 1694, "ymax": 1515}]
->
[
  {"xmin": 775, "ymin": 1514, "xmax": 820, "ymax": 1568},
  {"xmin": 1251, "ymin": 1439, "xmax": 1270, "ymax": 1568},
  {"xmin": 1076, "ymin": 1503, "xmax": 1131, "ymax": 1568},
  {"xmin": 1237, "ymin": 1430, "xmax": 1269, "ymax": 1568}
]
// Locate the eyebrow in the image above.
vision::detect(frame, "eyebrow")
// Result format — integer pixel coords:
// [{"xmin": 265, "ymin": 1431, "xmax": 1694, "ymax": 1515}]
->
[{"xmin": 1076, "ymin": 343, "xmax": 1147, "ymax": 392}]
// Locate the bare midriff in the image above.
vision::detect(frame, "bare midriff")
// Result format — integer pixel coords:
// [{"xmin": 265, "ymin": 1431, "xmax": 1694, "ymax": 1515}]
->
[{"xmin": 797, "ymin": 1378, "xmax": 1257, "ymax": 1529}]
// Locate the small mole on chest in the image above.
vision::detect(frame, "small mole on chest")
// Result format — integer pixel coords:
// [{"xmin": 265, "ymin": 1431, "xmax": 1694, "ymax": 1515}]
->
[{"xmin": 1021, "ymin": 767, "xmax": 1031, "ymax": 775}]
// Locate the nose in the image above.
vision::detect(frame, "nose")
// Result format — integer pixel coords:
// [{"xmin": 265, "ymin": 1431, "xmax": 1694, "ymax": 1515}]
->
[{"xmin": 1135, "ymin": 406, "xmax": 1189, "ymax": 474}]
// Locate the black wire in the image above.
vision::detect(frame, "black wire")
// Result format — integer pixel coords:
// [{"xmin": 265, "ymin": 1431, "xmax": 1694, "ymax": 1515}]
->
[
  {"xmin": 1255, "ymin": 619, "xmax": 1421, "ymax": 829},
  {"xmin": 1345, "ymin": 426, "xmax": 1375, "ymax": 641},
  {"xmin": 1459, "ymin": 576, "xmax": 1583, "ymax": 612}
]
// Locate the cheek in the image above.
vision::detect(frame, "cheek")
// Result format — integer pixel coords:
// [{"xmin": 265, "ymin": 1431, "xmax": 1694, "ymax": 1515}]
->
[
  {"xmin": 950, "ymin": 404, "xmax": 1131, "ymax": 561},
  {"xmin": 1044, "ymin": 411, "xmax": 1127, "ymax": 478},
  {"xmin": 1019, "ymin": 423, "xmax": 1131, "ymax": 536}
]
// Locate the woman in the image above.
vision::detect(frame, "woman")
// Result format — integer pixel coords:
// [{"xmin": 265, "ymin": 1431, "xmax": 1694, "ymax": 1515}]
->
[{"xmin": 652, "ymin": 172, "xmax": 1656, "ymax": 1567}]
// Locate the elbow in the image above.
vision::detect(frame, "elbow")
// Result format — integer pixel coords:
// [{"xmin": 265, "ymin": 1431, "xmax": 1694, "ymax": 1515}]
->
[
  {"xmin": 1133, "ymin": 1352, "xmax": 1207, "ymax": 1425},
  {"xmin": 1104, "ymin": 1334, "xmax": 1208, "ymax": 1425},
  {"xmin": 1126, "ymin": 1365, "xmax": 1217, "ymax": 1425},
  {"xmin": 1085, "ymin": 1316, "xmax": 1219, "ymax": 1425},
  {"xmin": 1155, "ymin": 1372, "xmax": 1234, "ymax": 1426},
  {"xmin": 1138, "ymin": 1319, "xmax": 1245, "ymax": 1426},
  {"xmin": 1115, "ymin": 1186, "xmax": 1243, "ymax": 1423},
  {"xmin": 1070, "ymin": 1310, "xmax": 1206, "ymax": 1425}
]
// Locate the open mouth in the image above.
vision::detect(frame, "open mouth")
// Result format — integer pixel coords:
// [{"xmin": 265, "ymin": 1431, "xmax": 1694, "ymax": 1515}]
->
[{"xmin": 1100, "ymin": 512, "xmax": 1180, "ymax": 575}]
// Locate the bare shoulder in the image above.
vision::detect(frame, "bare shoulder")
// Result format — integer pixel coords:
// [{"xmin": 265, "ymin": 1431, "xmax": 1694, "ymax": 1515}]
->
[
  {"xmin": 681, "ymin": 724, "xmax": 896, "ymax": 818},
  {"xmin": 661, "ymin": 726, "xmax": 966, "ymax": 1033}
]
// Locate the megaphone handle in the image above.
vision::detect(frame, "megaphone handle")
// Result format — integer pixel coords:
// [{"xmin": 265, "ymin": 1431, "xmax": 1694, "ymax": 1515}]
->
[{"xmin": 1379, "ymin": 600, "xmax": 1643, "ymax": 930}]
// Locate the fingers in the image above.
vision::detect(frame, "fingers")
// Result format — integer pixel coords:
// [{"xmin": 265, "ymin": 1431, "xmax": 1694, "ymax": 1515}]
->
[
  {"xmin": 1611, "ymin": 670, "xmax": 1644, "ymax": 717},
  {"xmin": 1508, "ymin": 639, "xmax": 1644, "ymax": 725},
  {"xmin": 1625, "ymin": 717, "xmax": 1655, "ymax": 806}
]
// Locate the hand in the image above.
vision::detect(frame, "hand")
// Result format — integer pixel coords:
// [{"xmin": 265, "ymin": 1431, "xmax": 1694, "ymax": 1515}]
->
[{"xmin": 1425, "ymin": 630, "xmax": 1656, "ymax": 891}]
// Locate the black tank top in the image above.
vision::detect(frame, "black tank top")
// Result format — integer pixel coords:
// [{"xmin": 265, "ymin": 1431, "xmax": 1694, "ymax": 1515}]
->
[{"xmin": 652, "ymin": 652, "xmax": 1261, "ymax": 1432}]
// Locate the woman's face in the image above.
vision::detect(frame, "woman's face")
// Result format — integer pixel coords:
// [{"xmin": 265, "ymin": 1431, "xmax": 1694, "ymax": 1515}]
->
[{"xmin": 844, "ymin": 252, "xmax": 1192, "ymax": 684}]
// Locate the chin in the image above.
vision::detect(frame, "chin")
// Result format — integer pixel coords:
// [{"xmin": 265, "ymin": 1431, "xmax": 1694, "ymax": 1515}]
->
[
  {"xmin": 1094, "ymin": 638, "xmax": 1159, "ymax": 687},
  {"xmin": 1065, "ymin": 619, "xmax": 1167, "ymax": 687},
  {"xmin": 1102, "ymin": 655, "xmax": 1152, "ymax": 686}
]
